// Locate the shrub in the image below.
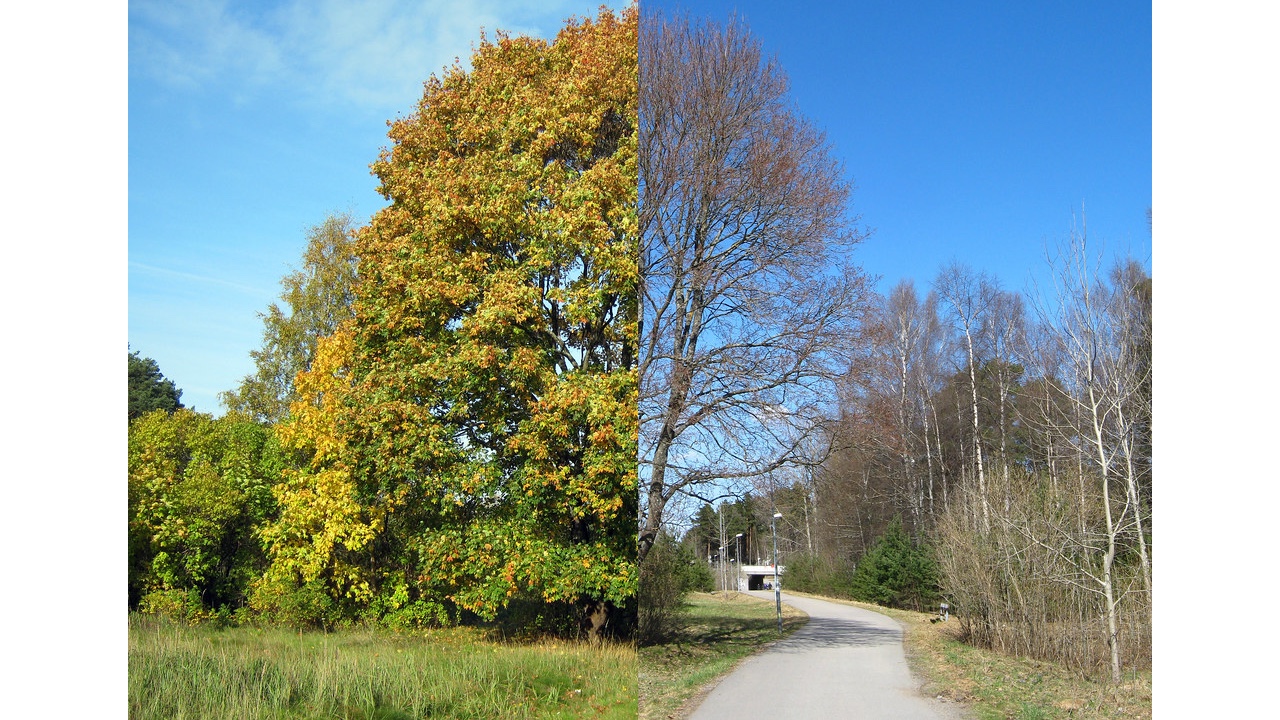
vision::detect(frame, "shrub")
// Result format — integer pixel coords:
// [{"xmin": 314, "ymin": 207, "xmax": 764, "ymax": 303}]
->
[
  {"xmin": 637, "ymin": 532, "xmax": 709, "ymax": 644},
  {"xmin": 247, "ymin": 576, "xmax": 342, "ymax": 630},
  {"xmin": 129, "ymin": 410, "xmax": 283, "ymax": 612},
  {"xmin": 139, "ymin": 589, "xmax": 214, "ymax": 624},
  {"xmin": 383, "ymin": 599, "xmax": 456, "ymax": 631},
  {"xmin": 783, "ymin": 553, "xmax": 857, "ymax": 598}
]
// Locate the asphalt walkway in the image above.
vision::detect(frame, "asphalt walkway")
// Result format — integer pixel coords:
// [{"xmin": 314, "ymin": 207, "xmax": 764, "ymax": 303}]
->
[{"xmin": 688, "ymin": 591, "xmax": 966, "ymax": 720}]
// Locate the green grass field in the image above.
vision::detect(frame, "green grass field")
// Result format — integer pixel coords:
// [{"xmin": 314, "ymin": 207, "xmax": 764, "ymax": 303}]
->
[{"xmin": 128, "ymin": 614, "xmax": 636, "ymax": 719}]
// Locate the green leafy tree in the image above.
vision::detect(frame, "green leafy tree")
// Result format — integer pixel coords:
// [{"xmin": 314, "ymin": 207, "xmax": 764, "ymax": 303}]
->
[
  {"xmin": 128, "ymin": 409, "xmax": 284, "ymax": 615},
  {"xmin": 128, "ymin": 350, "xmax": 183, "ymax": 420},
  {"xmin": 221, "ymin": 213, "xmax": 359, "ymax": 423},
  {"xmin": 259, "ymin": 7, "xmax": 638, "ymax": 639}
]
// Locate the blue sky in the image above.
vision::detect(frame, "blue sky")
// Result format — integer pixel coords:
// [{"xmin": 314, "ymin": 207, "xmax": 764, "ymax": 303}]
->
[
  {"xmin": 129, "ymin": 0, "xmax": 632, "ymax": 414},
  {"xmin": 131, "ymin": 0, "xmax": 1151, "ymax": 415},
  {"xmin": 651, "ymin": 0, "xmax": 1152, "ymax": 296}
]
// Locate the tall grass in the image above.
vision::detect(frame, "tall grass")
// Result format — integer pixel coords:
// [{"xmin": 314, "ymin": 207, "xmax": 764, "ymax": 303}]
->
[{"xmin": 128, "ymin": 614, "xmax": 636, "ymax": 719}]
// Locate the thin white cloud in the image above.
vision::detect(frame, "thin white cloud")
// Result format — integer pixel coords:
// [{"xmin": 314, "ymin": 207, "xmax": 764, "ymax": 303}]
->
[
  {"xmin": 129, "ymin": 0, "xmax": 604, "ymax": 112},
  {"xmin": 129, "ymin": 261, "xmax": 273, "ymax": 298}
]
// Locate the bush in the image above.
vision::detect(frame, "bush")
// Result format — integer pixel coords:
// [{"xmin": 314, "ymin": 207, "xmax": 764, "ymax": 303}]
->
[
  {"xmin": 849, "ymin": 516, "xmax": 940, "ymax": 611},
  {"xmin": 486, "ymin": 597, "xmax": 579, "ymax": 639},
  {"xmin": 382, "ymin": 600, "xmax": 456, "ymax": 631},
  {"xmin": 129, "ymin": 410, "xmax": 283, "ymax": 612},
  {"xmin": 247, "ymin": 576, "xmax": 342, "ymax": 630},
  {"xmin": 637, "ymin": 533, "xmax": 709, "ymax": 644},
  {"xmin": 933, "ymin": 479, "xmax": 1152, "ymax": 674},
  {"xmin": 139, "ymin": 589, "xmax": 214, "ymax": 624},
  {"xmin": 783, "ymin": 553, "xmax": 857, "ymax": 598}
]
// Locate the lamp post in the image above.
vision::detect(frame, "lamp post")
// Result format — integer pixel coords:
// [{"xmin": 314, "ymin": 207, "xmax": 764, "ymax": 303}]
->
[
  {"xmin": 771, "ymin": 512, "xmax": 782, "ymax": 633},
  {"xmin": 734, "ymin": 532, "xmax": 744, "ymax": 592},
  {"xmin": 718, "ymin": 545, "xmax": 726, "ymax": 595}
]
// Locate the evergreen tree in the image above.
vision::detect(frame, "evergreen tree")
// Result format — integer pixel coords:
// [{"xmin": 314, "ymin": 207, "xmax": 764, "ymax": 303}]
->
[
  {"xmin": 849, "ymin": 516, "xmax": 939, "ymax": 611},
  {"xmin": 129, "ymin": 349, "xmax": 183, "ymax": 420}
]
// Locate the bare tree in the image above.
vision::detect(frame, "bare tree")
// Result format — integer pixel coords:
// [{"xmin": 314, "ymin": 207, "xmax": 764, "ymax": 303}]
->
[
  {"xmin": 851, "ymin": 281, "xmax": 948, "ymax": 532},
  {"xmin": 637, "ymin": 11, "xmax": 870, "ymax": 565},
  {"xmin": 1105, "ymin": 258, "xmax": 1152, "ymax": 599},
  {"xmin": 986, "ymin": 288, "xmax": 1028, "ymax": 513},
  {"xmin": 912, "ymin": 291, "xmax": 950, "ymax": 514},
  {"xmin": 1029, "ymin": 223, "xmax": 1150, "ymax": 682},
  {"xmin": 883, "ymin": 282, "xmax": 927, "ymax": 524},
  {"xmin": 933, "ymin": 264, "xmax": 996, "ymax": 530}
]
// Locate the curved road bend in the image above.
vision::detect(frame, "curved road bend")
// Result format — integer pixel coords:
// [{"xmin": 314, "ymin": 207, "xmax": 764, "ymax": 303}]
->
[{"xmin": 689, "ymin": 591, "xmax": 966, "ymax": 720}]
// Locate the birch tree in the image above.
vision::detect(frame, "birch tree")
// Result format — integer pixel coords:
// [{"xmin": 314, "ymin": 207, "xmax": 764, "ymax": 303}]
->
[
  {"xmin": 1032, "ymin": 226, "xmax": 1150, "ymax": 682},
  {"xmin": 883, "ymin": 282, "xmax": 926, "ymax": 523},
  {"xmin": 984, "ymin": 289, "xmax": 1028, "ymax": 514},
  {"xmin": 933, "ymin": 264, "xmax": 995, "ymax": 529}
]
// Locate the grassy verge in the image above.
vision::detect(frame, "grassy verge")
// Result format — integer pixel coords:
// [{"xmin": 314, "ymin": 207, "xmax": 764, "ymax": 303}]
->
[
  {"xmin": 128, "ymin": 613, "xmax": 636, "ymax": 719},
  {"xmin": 785, "ymin": 591, "xmax": 1152, "ymax": 720},
  {"xmin": 637, "ymin": 592, "xmax": 807, "ymax": 720}
]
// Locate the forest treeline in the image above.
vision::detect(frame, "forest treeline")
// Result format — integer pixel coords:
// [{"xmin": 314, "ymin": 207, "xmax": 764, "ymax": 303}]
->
[
  {"xmin": 128, "ymin": 6, "xmax": 639, "ymax": 641},
  {"xmin": 673, "ymin": 244, "xmax": 1151, "ymax": 681}
]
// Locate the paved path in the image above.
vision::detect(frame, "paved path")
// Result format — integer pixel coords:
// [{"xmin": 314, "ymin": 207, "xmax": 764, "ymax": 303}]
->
[{"xmin": 689, "ymin": 591, "xmax": 965, "ymax": 720}]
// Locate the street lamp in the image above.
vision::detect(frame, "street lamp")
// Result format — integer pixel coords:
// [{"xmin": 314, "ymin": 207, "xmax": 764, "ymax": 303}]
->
[
  {"xmin": 718, "ymin": 545, "xmax": 726, "ymax": 595},
  {"xmin": 771, "ymin": 512, "xmax": 782, "ymax": 633},
  {"xmin": 734, "ymin": 532, "xmax": 744, "ymax": 592}
]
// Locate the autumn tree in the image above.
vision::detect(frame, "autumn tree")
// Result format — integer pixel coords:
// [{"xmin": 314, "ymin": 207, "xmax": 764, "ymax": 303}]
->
[
  {"xmin": 250, "ymin": 327, "xmax": 383, "ymax": 627},
  {"xmin": 129, "ymin": 349, "xmax": 184, "ymax": 420},
  {"xmin": 637, "ymin": 11, "xmax": 870, "ymax": 566},
  {"xmin": 258, "ymin": 8, "xmax": 638, "ymax": 639},
  {"xmin": 221, "ymin": 213, "xmax": 359, "ymax": 423}
]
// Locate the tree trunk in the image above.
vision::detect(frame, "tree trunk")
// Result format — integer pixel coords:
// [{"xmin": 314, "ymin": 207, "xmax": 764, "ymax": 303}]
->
[
  {"xmin": 963, "ymin": 328, "xmax": 990, "ymax": 530},
  {"xmin": 1088, "ymin": 383, "xmax": 1124, "ymax": 683},
  {"xmin": 921, "ymin": 397, "xmax": 936, "ymax": 515},
  {"xmin": 1118, "ymin": 405, "xmax": 1152, "ymax": 601}
]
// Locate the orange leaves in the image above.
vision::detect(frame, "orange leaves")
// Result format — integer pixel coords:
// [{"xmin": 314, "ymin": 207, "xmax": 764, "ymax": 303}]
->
[{"xmin": 256, "ymin": 6, "xmax": 640, "ymax": 622}]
